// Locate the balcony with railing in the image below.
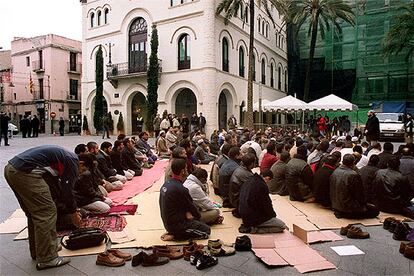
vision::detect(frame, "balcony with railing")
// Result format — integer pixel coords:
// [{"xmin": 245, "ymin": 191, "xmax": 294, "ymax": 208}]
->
[
  {"xmin": 32, "ymin": 60, "xmax": 45, "ymax": 73},
  {"xmin": 106, "ymin": 59, "xmax": 162, "ymax": 88},
  {"xmin": 67, "ymin": 62, "xmax": 82, "ymax": 74},
  {"xmin": 67, "ymin": 94, "xmax": 79, "ymax": 101}
]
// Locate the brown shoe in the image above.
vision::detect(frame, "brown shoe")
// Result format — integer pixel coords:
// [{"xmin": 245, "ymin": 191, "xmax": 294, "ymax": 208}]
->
[
  {"xmin": 183, "ymin": 242, "xmax": 205, "ymax": 261},
  {"xmin": 107, "ymin": 249, "xmax": 132, "ymax": 261},
  {"xmin": 96, "ymin": 252, "xmax": 126, "ymax": 267},
  {"xmin": 346, "ymin": 226, "xmax": 370, "ymax": 239},
  {"xmin": 340, "ymin": 224, "xmax": 353, "ymax": 236},
  {"xmin": 399, "ymin": 241, "xmax": 414, "ymax": 254},
  {"xmin": 403, "ymin": 245, "xmax": 414, "ymax": 260},
  {"xmin": 153, "ymin": 245, "xmax": 183, "ymax": 260}
]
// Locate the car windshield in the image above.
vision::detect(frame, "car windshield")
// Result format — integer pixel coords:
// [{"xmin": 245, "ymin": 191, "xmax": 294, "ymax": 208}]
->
[{"xmin": 377, "ymin": 113, "xmax": 403, "ymax": 123}]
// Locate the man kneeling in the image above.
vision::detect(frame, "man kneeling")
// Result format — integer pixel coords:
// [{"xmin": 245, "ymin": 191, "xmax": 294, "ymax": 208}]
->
[
  {"xmin": 159, "ymin": 158, "xmax": 211, "ymax": 240},
  {"xmin": 239, "ymin": 171, "xmax": 287, "ymax": 234}
]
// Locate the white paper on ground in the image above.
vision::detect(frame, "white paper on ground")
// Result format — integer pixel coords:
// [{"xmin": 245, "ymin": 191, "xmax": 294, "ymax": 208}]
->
[
  {"xmin": 331, "ymin": 245, "xmax": 365, "ymax": 256},
  {"xmin": 14, "ymin": 228, "xmax": 29, "ymax": 240}
]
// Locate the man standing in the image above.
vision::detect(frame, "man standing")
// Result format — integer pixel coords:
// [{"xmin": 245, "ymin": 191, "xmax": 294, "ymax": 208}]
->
[
  {"xmin": 405, "ymin": 113, "xmax": 413, "ymax": 144},
  {"xmin": 27, "ymin": 115, "xmax": 32, "ymax": 138},
  {"xmin": 31, "ymin": 115, "xmax": 40, "ymax": 138},
  {"xmin": 190, "ymin": 112, "xmax": 198, "ymax": 134},
  {"xmin": 0, "ymin": 111, "xmax": 10, "ymax": 146},
  {"xmin": 102, "ymin": 113, "xmax": 110, "ymax": 139},
  {"xmin": 159, "ymin": 158, "xmax": 211, "ymax": 240},
  {"xmin": 4, "ymin": 145, "xmax": 81, "ymax": 270},
  {"xmin": 153, "ymin": 114, "xmax": 161, "ymax": 138},
  {"xmin": 136, "ymin": 110, "xmax": 144, "ymax": 134},
  {"xmin": 227, "ymin": 114, "xmax": 237, "ymax": 130},
  {"xmin": 198, "ymin": 112, "xmax": 206, "ymax": 133},
  {"xmin": 160, "ymin": 116, "xmax": 170, "ymax": 133},
  {"xmin": 317, "ymin": 114, "xmax": 327, "ymax": 138},
  {"xmin": 180, "ymin": 114, "xmax": 190, "ymax": 134},
  {"xmin": 365, "ymin": 110, "xmax": 380, "ymax": 145},
  {"xmin": 20, "ymin": 115, "xmax": 29, "ymax": 138},
  {"xmin": 58, "ymin": 117, "xmax": 65, "ymax": 136}
]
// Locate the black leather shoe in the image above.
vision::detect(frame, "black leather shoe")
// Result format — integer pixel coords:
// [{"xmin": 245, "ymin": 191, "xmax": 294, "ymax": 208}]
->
[
  {"xmin": 235, "ymin": 235, "xmax": 252, "ymax": 251},
  {"xmin": 393, "ymin": 223, "xmax": 412, "ymax": 241}
]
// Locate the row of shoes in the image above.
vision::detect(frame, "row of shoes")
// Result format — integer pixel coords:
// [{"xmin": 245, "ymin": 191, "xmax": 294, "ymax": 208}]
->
[
  {"xmin": 96, "ymin": 249, "xmax": 132, "ymax": 267},
  {"xmin": 340, "ymin": 224, "xmax": 370, "ymax": 239},
  {"xmin": 383, "ymin": 217, "xmax": 413, "ymax": 241}
]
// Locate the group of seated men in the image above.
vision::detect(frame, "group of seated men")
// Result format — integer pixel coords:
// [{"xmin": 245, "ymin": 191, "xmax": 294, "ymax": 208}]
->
[{"xmin": 72, "ymin": 132, "xmax": 158, "ymax": 215}]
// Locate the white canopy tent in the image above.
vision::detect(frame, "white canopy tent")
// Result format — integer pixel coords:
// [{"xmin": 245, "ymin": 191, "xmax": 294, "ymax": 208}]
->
[
  {"xmin": 263, "ymin": 95, "xmax": 310, "ymax": 111},
  {"xmin": 242, "ymin": 99, "xmax": 271, "ymax": 112},
  {"xmin": 307, "ymin": 94, "xmax": 359, "ymax": 111}
]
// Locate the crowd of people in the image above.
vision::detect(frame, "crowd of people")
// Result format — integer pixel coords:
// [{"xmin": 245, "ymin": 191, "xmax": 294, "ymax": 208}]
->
[{"xmin": 3, "ymin": 109, "xmax": 414, "ymax": 270}]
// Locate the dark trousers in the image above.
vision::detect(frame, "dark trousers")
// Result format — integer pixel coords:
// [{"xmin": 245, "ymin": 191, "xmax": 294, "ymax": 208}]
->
[
  {"xmin": 0, "ymin": 130, "xmax": 8, "ymax": 145},
  {"xmin": 4, "ymin": 164, "xmax": 58, "ymax": 262},
  {"xmin": 334, "ymin": 205, "xmax": 379, "ymax": 219},
  {"xmin": 154, "ymin": 130, "xmax": 160, "ymax": 138},
  {"xmin": 32, "ymin": 128, "xmax": 39, "ymax": 137},
  {"xmin": 102, "ymin": 126, "xmax": 110, "ymax": 139},
  {"xmin": 168, "ymin": 219, "xmax": 211, "ymax": 241},
  {"xmin": 59, "ymin": 127, "xmax": 64, "ymax": 136}
]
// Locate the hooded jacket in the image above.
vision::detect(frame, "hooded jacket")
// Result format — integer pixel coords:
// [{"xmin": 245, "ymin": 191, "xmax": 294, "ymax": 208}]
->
[{"xmin": 183, "ymin": 174, "xmax": 217, "ymax": 211}]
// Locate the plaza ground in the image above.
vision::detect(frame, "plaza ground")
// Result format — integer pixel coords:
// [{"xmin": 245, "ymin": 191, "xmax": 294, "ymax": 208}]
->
[{"xmin": 0, "ymin": 135, "xmax": 412, "ymax": 275}]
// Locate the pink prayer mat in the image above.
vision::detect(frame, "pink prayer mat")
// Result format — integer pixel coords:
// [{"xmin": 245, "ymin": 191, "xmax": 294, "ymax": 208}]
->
[
  {"xmin": 108, "ymin": 160, "xmax": 168, "ymax": 205},
  {"xmin": 107, "ymin": 204, "xmax": 138, "ymax": 216}
]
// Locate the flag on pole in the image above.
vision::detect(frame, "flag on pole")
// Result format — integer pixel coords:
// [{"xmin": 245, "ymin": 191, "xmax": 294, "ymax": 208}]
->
[{"xmin": 29, "ymin": 74, "xmax": 34, "ymax": 94}]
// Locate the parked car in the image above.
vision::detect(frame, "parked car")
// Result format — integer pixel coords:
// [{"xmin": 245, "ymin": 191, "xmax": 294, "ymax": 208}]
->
[
  {"xmin": 8, "ymin": 123, "xmax": 19, "ymax": 137},
  {"xmin": 377, "ymin": 113, "xmax": 405, "ymax": 141}
]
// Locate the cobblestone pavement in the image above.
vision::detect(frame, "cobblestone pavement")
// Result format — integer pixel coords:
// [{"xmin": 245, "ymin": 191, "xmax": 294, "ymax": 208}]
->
[{"xmin": 0, "ymin": 135, "xmax": 412, "ymax": 275}]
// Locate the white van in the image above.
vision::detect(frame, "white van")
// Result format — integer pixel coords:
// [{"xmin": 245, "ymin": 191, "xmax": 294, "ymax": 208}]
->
[{"xmin": 377, "ymin": 113, "xmax": 405, "ymax": 141}]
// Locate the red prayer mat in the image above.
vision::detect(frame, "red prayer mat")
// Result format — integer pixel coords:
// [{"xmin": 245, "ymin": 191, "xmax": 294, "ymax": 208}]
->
[
  {"xmin": 108, "ymin": 160, "xmax": 168, "ymax": 205},
  {"xmin": 57, "ymin": 215, "xmax": 127, "ymax": 237},
  {"xmin": 107, "ymin": 204, "xmax": 138, "ymax": 216}
]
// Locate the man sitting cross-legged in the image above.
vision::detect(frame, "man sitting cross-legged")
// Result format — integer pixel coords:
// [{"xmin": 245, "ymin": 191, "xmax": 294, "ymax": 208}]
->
[
  {"xmin": 109, "ymin": 140, "xmax": 135, "ymax": 180},
  {"xmin": 159, "ymin": 158, "xmax": 211, "ymax": 241},
  {"xmin": 239, "ymin": 171, "xmax": 287, "ymax": 234}
]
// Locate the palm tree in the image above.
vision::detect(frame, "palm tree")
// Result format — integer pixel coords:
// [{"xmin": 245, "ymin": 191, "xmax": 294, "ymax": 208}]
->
[
  {"xmin": 382, "ymin": 1, "xmax": 414, "ymax": 59},
  {"xmin": 290, "ymin": 0, "xmax": 355, "ymax": 102},
  {"xmin": 216, "ymin": 0, "xmax": 287, "ymax": 129}
]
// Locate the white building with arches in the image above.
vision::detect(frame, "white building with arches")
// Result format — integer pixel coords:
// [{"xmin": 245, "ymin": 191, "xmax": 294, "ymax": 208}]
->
[{"xmin": 80, "ymin": 0, "xmax": 287, "ymax": 135}]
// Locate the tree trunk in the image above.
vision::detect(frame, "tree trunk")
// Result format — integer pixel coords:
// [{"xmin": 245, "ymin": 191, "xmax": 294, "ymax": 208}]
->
[
  {"xmin": 246, "ymin": 0, "xmax": 255, "ymax": 129},
  {"xmin": 303, "ymin": 10, "xmax": 319, "ymax": 102}
]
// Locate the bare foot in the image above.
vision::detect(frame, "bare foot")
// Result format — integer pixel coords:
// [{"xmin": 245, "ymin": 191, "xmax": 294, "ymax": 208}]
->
[{"xmin": 160, "ymin": 233, "xmax": 174, "ymax": 241}]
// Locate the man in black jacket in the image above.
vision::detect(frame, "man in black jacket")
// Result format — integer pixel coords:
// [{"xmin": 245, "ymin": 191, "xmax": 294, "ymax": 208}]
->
[
  {"xmin": 0, "ymin": 111, "xmax": 10, "ymax": 146},
  {"xmin": 99, "ymin": 141, "xmax": 128, "ymax": 183},
  {"xmin": 239, "ymin": 173, "xmax": 287, "ymax": 234},
  {"xmin": 121, "ymin": 138, "xmax": 143, "ymax": 176},
  {"xmin": 360, "ymin": 155, "xmax": 380, "ymax": 204},
  {"xmin": 378, "ymin": 142, "xmax": 395, "ymax": 169},
  {"xmin": 330, "ymin": 154, "xmax": 379, "ymax": 219},
  {"xmin": 364, "ymin": 110, "xmax": 380, "ymax": 145},
  {"xmin": 373, "ymin": 157, "xmax": 414, "ymax": 219},
  {"xmin": 31, "ymin": 115, "xmax": 40, "ymax": 137},
  {"xmin": 313, "ymin": 155, "xmax": 338, "ymax": 207},
  {"xmin": 110, "ymin": 140, "xmax": 135, "ymax": 180},
  {"xmin": 159, "ymin": 158, "xmax": 210, "ymax": 240}
]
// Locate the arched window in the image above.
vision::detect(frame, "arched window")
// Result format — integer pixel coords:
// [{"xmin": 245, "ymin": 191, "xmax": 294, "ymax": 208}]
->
[
  {"xmin": 278, "ymin": 35, "xmax": 281, "ymax": 48},
  {"xmin": 285, "ymin": 69, "xmax": 288, "ymax": 92},
  {"xmin": 90, "ymin": 12, "xmax": 95, "ymax": 28},
  {"xmin": 278, "ymin": 66, "xmax": 282, "ymax": 90},
  {"xmin": 239, "ymin": 47, "xmax": 245, "ymax": 77},
  {"xmin": 252, "ymin": 54, "xmax": 256, "ymax": 81},
  {"xmin": 245, "ymin": 7, "xmax": 249, "ymax": 23},
  {"xmin": 270, "ymin": 63, "xmax": 274, "ymax": 87},
  {"xmin": 266, "ymin": 24, "xmax": 269, "ymax": 38},
  {"xmin": 104, "ymin": 8, "xmax": 109, "ymax": 24},
  {"xmin": 239, "ymin": 3, "xmax": 243, "ymax": 19},
  {"xmin": 222, "ymin": 38, "xmax": 229, "ymax": 72},
  {"xmin": 261, "ymin": 58, "xmax": 266, "ymax": 85},
  {"xmin": 97, "ymin": 10, "xmax": 101, "ymax": 26},
  {"xmin": 262, "ymin": 21, "xmax": 265, "ymax": 35},
  {"xmin": 275, "ymin": 32, "xmax": 278, "ymax": 47},
  {"xmin": 281, "ymin": 37, "xmax": 284, "ymax": 50},
  {"xmin": 129, "ymin": 17, "xmax": 148, "ymax": 73},
  {"xmin": 258, "ymin": 18, "xmax": 261, "ymax": 33},
  {"xmin": 178, "ymin": 34, "xmax": 191, "ymax": 70}
]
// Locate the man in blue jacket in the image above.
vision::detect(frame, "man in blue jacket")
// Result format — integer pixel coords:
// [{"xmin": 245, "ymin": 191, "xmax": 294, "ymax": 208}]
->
[
  {"xmin": 4, "ymin": 145, "xmax": 82, "ymax": 270},
  {"xmin": 159, "ymin": 158, "xmax": 210, "ymax": 240}
]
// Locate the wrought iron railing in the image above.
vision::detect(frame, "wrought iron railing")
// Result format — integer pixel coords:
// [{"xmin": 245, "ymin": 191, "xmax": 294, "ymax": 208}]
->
[{"xmin": 107, "ymin": 59, "xmax": 162, "ymax": 78}]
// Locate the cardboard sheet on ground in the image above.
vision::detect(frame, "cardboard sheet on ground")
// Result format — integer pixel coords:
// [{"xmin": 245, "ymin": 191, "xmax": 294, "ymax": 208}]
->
[
  {"xmin": 250, "ymin": 231, "xmax": 336, "ymax": 273},
  {"xmin": 378, "ymin": 212, "xmax": 411, "ymax": 223},
  {"xmin": 331, "ymin": 245, "xmax": 365, "ymax": 256},
  {"xmin": 107, "ymin": 228, "xmax": 135, "ymax": 244},
  {"xmin": 14, "ymin": 228, "xmax": 28, "ymax": 240},
  {"xmin": 10, "ymin": 209, "xmax": 26, "ymax": 219},
  {"xmin": 0, "ymin": 217, "xmax": 27, "ymax": 234},
  {"xmin": 58, "ymin": 237, "xmax": 106, "ymax": 257},
  {"xmin": 306, "ymin": 215, "xmax": 381, "ymax": 230}
]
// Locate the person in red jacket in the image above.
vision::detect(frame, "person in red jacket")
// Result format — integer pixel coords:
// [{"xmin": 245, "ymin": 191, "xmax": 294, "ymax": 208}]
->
[
  {"xmin": 317, "ymin": 114, "xmax": 327, "ymax": 138},
  {"xmin": 260, "ymin": 141, "xmax": 278, "ymax": 174}
]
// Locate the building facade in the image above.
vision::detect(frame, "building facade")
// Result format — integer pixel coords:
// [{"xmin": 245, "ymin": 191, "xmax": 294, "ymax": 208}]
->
[
  {"xmin": 1, "ymin": 34, "xmax": 82, "ymax": 134},
  {"xmin": 291, "ymin": 0, "xmax": 413, "ymax": 112},
  {"xmin": 80, "ymin": 0, "xmax": 288, "ymax": 135}
]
